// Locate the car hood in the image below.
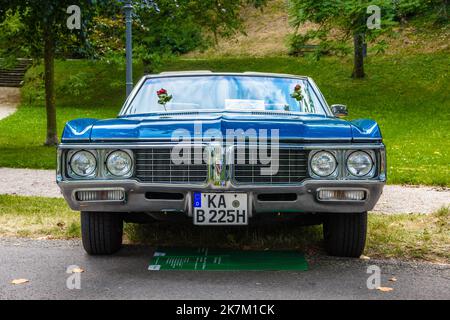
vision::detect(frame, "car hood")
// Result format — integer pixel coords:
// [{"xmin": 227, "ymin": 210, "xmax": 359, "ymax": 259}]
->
[{"xmin": 62, "ymin": 112, "xmax": 382, "ymax": 142}]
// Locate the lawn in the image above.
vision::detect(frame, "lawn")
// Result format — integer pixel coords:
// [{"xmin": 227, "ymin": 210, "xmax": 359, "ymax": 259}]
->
[
  {"xmin": 0, "ymin": 195, "xmax": 448, "ymax": 263},
  {"xmin": 0, "ymin": 53, "xmax": 448, "ymax": 185}
]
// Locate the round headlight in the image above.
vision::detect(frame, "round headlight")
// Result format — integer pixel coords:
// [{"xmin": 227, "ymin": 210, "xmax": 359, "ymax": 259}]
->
[
  {"xmin": 70, "ymin": 150, "xmax": 97, "ymax": 177},
  {"xmin": 347, "ymin": 151, "xmax": 373, "ymax": 177},
  {"xmin": 310, "ymin": 151, "xmax": 337, "ymax": 177},
  {"xmin": 106, "ymin": 150, "xmax": 132, "ymax": 176}
]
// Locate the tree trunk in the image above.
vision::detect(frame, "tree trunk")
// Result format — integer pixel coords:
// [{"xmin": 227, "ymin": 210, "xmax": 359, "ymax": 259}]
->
[
  {"xmin": 143, "ymin": 59, "xmax": 151, "ymax": 74},
  {"xmin": 352, "ymin": 33, "xmax": 365, "ymax": 79},
  {"xmin": 43, "ymin": 28, "xmax": 58, "ymax": 146}
]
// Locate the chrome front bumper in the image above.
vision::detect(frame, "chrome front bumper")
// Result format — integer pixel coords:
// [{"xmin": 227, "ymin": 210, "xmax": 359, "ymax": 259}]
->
[{"xmin": 57, "ymin": 179, "xmax": 384, "ymax": 215}]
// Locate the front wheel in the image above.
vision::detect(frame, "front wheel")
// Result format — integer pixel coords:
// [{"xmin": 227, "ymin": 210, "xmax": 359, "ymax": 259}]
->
[
  {"xmin": 323, "ymin": 212, "xmax": 367, "ymax": 258},
  {"xmin": 81, "ymin": 212, "xmax": 123, "ymax": 255}
]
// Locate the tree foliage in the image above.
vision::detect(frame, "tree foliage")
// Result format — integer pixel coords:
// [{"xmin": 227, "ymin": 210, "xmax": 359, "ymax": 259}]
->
[
  {"xmin": 0, "ymin": 0, "xmax": 267, "ymax": 143},
  {"xmin": 89, "ymin": 0, "xmax": 267, "ymax": 72},
  {"xmin": 288, "ymin": 0, "xmax": 396, "ymax": 78},
  {"xmin": 288, "ymin": 0, "xmax": 447, "ymax": 72},
  {"xmin": 0, "ymin": 0, "xmax": 108, "ymax": 145}
]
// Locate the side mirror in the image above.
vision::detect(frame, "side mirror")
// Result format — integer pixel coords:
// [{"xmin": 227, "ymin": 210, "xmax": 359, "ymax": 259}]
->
[{"xmin": 331, "ymin": 104, "xmax": 348, "ymax": 118}]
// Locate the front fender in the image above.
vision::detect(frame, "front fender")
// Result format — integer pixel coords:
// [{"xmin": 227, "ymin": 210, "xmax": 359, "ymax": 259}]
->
[
  {"xmin": 350, "ymin": 119, "xmax": 382, "ymax": 141},
  {"xmin": 62, "ymin": 118, "xmax": 98, "ymax": 142}
]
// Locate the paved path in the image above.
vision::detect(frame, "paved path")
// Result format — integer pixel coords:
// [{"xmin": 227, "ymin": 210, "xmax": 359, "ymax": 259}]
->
[
  {"xmin": 0, "ymin": 238, "xmax": 448, "ymax": 300},
  {"xmin": 0, "ymin": 168, "xmax": 61, "ymax": 198},
  {"xmin": 0, "ymin": 87, "xmax": 20, "ymax": 120},
  {"xmin": 0, "ymin": 167, "xmax": 448, "ymax": 214}
]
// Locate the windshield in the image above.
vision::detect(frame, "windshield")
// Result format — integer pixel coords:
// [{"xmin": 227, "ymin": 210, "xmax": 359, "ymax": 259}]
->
[{"xmin": 121, "ymin": 75, "xmax": 328, "ymax": 115}]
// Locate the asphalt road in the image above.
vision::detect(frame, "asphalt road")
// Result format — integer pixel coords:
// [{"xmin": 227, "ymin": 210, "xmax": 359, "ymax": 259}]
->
[{"xmin": 0, "ymin": 238, "xmax": 449, "ymax": 300}]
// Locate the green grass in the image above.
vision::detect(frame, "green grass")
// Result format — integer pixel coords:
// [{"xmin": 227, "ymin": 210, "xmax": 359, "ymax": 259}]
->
[
  {"xmin": 0, "ymin": 195, "xmax": 79, "ymax": 238},
  {"xmin": 0, "ymin": 59, "xmax": 142, "ymax": 169},
  {"xmin": 366, "ymin": 207, "xmax": 450, "ymax": 262},
  {"xmin": 1, "ymin": 195, "xmax": 448, "ymax": 263},
  {"xmin": 161, "ymin": 54, "xmax": 450, "ymax": 186},
  {"xmin": 0, "ymin": 53, "xmax": 448, "ymax": 185}
]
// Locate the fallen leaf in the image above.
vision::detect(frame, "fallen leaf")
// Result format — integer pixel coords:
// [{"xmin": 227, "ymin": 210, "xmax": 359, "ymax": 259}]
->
[
  {"xmin": 377, "ymin": 286, "xmax": 394, "ymax": 292},
  {"xmin": 11, "ymin": 278, "xmax": 29, "ymax": 285},
  {"xmin": 56, "ymin": 222, "xmax": 65, "ymax": 228},
  {"xmin": 37, "ymin": 235, "xmax": 54, "ymax": 240},
  {"xmin": 389, "ymin": 277, "xmax": 397, "ymax": 282},
  {"xmin": 71, "ymin": 268, "xmax": 85, "ymax": 273},
  {"xmin": 67, "ymin": 267, "xmax": 85, "ymax": 273},
  {"xmin": 360, "ymin": 255, "xmax": 371, "ymax": 260}
]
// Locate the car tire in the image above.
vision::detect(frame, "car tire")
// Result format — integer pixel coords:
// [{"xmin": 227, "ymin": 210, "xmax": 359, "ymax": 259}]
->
[
  {"xmin": 81, "ymin": 212, "xmax": 123, "ymax": 255},
  {"xmin": 323, "ymin": 212, "xmax": 367, "ymax": 258}
]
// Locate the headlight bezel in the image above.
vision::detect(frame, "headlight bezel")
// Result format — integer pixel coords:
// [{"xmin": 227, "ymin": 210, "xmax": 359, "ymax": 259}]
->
[
  {"xmin": 65, "ymin": 149, "xmax": 134, "ymax": 180},
  {"xmin": 105, "ymin": 149, "xmax": 134, "ymax": 178},
  {"xmin": 308, "ymin": 149, "xmax": 379, "ymax": 180},
  {"xmin": 345, "ymin": 150, "xmax": 376, "ymax": 178},
  {"xmin": 309, "ymin": 150, "xmax": 339, "ymax": 178},
  {"xmin": 68, "ymin": 150, "xmax": 98, "ymax": 178}
]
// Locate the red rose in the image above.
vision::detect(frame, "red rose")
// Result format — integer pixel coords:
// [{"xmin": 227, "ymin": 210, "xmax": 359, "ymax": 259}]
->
[
  {"xmin": 294, "ymin": 84, "xmax": 301, "ymax": 92},
  {"xmin": 157, "ymin": 88, "xmax": 167, "ymax": 96}
]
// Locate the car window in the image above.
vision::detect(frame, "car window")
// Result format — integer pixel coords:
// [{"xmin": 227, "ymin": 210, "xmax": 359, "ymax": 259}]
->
[{"xmin": 121, "ymin": 76, "xmax": 327, "ymax": 115}]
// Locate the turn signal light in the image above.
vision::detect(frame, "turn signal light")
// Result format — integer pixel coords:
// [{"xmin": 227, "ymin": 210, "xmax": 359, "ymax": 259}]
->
[
  {"xmin": 75, "ymin": 190, "xmax": 125, "ymax": 202},
  {"xmin": 317, "ymin": 190, "xmax": 365, "ymax": 201}
]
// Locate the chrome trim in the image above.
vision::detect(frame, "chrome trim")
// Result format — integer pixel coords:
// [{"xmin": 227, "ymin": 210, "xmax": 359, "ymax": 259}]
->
[
  {"xmin": 58, "ymin": 142, "xmax": 385, "ymax": 149},
  {"xmin": 61, "ymin": 137, "xmax": 91, "ymax": 141},
  {"xmin": 58, "ymin": 179, "xmax": 385, "ymax": 214},
  {"xmin": 352, "ymin": 138, "xmax": 383, "ymax": 141},
  {"xmin": 64, "ymin": 149, "xmax": 135, "ymax": 181},
  {"xmin": 56, "ymin": 148, "xmax": 63, "ymax": 183},
  {"xmin": 57, "ymin": 143, "xmax": 386, "ymax": 187},
  {"xmin": 86, "ymin": 138, "xmax": 353, "ymax": 142},
  {"xmin": 379, "ymin": 147, "xmax": 387, "ymax": 181},
  {"xmin": 308, "ymin": 78, "xmax": 332, "ymax": 114},
  {"xmin": 133, "ymin": 144, "xmax": 208, "ymax": 185},
  {"xmin": 230, "ymin": 145, "xmax": 309, "ymax": 185},
  {"xmin": 58, "ymin": 176, "xmax": 385, "ymax": 190},
  {"xmin": 208, "ymin": 142, "xmax": 225, "ymax": 186}
]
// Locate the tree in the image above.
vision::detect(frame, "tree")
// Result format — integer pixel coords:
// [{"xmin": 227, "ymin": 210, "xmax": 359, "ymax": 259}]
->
[
  {"xmin": 0, "ymin": 0, "xmax": 267, "ymax": 144},
  {"xmin": 0, "ymin": 1, "xmax": 104, "ymax": 145},
  {"xmin": 91, "ymin": 0, "xmax": 268, "ymax": 73},
  {"xmin": 289, "ymin": 0, "xmax": 395, "ymax": 78}
]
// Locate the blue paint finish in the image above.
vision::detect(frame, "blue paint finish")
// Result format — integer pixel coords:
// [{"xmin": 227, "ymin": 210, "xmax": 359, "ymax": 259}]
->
[
  {"xmin": 349, "ymin": 119, "xmax": 382, "ymax": 140},
  {"xmin": 62, "ymin": 113, "xmax": 382, "ymax": 142},
  {"xmin": 62, "ymin": 118, "xmax": 98, "ymax": 142},
  {"xmin": 86, "ymin": 113, "xmax": 353, "ymax": 141}
]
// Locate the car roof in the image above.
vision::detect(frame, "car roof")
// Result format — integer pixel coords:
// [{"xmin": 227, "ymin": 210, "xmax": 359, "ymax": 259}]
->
[{"xmin": 144, "ymin": 71, "xmax": 309, "ymax": 80}]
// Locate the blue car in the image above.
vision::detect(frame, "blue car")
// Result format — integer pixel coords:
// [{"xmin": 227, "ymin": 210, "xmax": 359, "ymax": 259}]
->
[{"xmin": 57, "ymin": 71, "xmax": 386, "ymax": 257}]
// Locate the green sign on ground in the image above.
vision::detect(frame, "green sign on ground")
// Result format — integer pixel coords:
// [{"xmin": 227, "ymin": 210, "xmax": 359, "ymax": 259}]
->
[{"xmin": 148, "ymin": 247, "xmax": 308, "ymax": 271}]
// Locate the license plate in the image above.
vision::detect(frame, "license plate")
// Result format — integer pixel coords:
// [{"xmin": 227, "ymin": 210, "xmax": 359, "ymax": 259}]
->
[{"xmin": 193, "ymin": 192, "xmax": 248, "ymax": 225}]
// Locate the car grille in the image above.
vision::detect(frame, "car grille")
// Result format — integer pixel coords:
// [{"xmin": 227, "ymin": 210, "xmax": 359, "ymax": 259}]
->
[
  {"xmin": 233, "ymin": 148, "xmax": 309, "ymax": 184},
  {"xmin": 134, "ymin": 148, "xmax": 208, "ymax": 184}
]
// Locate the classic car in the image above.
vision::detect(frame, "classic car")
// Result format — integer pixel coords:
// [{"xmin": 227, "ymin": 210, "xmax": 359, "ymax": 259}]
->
[{"xmin": 57, "ymin": 71, "xmax": 386, "ymax": 257}]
